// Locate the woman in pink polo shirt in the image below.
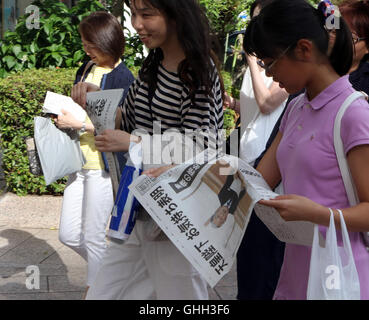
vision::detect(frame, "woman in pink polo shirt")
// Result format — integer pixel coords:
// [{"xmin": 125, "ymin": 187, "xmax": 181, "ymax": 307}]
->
[{"xmin": 243, "ymin": 0, "xmax": 369, "ymax": 299}]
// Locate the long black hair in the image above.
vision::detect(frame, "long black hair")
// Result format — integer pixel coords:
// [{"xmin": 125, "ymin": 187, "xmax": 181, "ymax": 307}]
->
[
  {"xmin": 131, "ymin": 0, "xmax": 222, "ymax": 103},
  {"xmin": 243, "ymin": 0, "xmax": 353, "ymax": 76}
]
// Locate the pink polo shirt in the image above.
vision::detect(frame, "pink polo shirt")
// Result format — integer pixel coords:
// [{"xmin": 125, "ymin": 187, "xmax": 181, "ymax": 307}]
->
[{"xmin": 274, "ymin": 76, "xmax": 369, "ymax": 300}]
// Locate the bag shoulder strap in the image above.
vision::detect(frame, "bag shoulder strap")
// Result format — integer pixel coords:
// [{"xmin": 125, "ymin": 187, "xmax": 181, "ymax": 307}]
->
[
  {"xmin": 333, "ymin": 91, "xmax": 367, "ymax": 206},
  {"xmin": 80, "ymin": 61, "xmax": 95, "ymax": 83}
]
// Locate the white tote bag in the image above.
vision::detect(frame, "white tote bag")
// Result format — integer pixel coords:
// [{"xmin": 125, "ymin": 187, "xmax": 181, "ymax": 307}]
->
[
  {"xmin": 34, "ymin": 116, "xmax": 85, "ymax": 185},
  {"xmin": 307, "ymin": 209, "xmax": 360, "ymax": 300}
]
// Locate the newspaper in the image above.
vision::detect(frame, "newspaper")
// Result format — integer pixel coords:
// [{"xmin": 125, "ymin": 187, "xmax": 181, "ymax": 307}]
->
[
  {"xmin": 129, "ymin": 151, "xmax": 316, "ymax": 287},
  {"xmin": 85, "ymin": 89, "xmax": 124, "ymax": 199},
  {"xmin": 42, "ymin": 91, "xmax": 87, "ymax": 122}
]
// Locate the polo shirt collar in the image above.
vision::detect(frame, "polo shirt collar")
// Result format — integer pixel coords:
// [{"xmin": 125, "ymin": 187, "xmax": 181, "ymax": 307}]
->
[{"xmin": 299, "ymin": 75, "xmax": 352, "ymax": 111}]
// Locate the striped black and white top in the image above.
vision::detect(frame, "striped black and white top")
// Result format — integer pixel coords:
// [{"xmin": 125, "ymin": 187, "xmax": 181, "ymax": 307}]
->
[{"xmin": 121, "ymin": 62, "xmax": 224, "ymax": 147}]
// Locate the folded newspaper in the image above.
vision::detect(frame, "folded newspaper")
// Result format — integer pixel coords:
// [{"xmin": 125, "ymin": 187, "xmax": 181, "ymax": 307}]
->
[
  {"xmin": 43, "ymin": 91, "xmax": 87, "ymax": 122},
  {"xmin": 41, "ymin": 89, "xmax": 124, "ymax": 199},
  {"xmin": 129, "ymin": 150, "xmax": 316, "ymax": 288},
  {"xmin": 85, "ymin": 89, "xmax": 124, "ymax": 199}
]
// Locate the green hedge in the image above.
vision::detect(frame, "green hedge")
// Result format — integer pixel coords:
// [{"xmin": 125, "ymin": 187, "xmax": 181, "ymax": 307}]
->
[
  {"xmin": 0, "ymin": 67, "xmax": 78, "ymax": 195},
  {"xmin": 221, "ymin": 70, "xmax": 237, "ymax": 133},
  {"xmin": 0, "ymin": 66, "xmax": 237, "ymax": 196}
]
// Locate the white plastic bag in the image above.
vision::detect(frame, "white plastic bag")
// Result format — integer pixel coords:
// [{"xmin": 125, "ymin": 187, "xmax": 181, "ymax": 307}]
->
[
  {"xmin": 307, "ymin": 209, "xmax": 360, "ymax": 300},
  {"xmin": 34, "ymin": 116, "xmax": 85, "ymax": 185}
]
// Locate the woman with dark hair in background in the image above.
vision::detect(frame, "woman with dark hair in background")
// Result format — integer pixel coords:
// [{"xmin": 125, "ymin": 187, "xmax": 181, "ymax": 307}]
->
[
  {"xmin": 55, "ymin": 11, "xmax": 134, "ymax": 296},
  {"xmin": 244, "ymin": 0, "xmax": 369, "ymax": 299},
  {"xmin": 225, "ymin": 0, "xmax": 288, "ymax": 166},
  {"xmin": 72, "ymin": 0, "xmax": 224, "ymax": 300},
  {"xmin": 340, "ymin": 0, "xmax": 369, "ymax": 95}
]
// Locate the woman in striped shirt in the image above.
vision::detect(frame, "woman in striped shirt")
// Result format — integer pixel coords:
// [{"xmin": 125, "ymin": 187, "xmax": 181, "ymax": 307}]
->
[{"xmin": 74, "ymin": 0, "xmax": 224, "ymax": 300}]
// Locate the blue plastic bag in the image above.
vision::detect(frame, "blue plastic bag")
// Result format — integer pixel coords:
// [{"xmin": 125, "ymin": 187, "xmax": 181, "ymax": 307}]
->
[{"xmin": 107, "ymin": 144, "xmax": 142, "ymax": 241}]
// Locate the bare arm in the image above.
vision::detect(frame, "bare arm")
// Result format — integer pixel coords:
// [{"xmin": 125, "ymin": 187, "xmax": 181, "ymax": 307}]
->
[
  {"xmin": 256, "ymin": 131, "xmax": 283, "ymax": 190},
  {"xmin": 332, "ymin": 145, "xmax": 369, "ymax": 231},
  {"xmin": 259, "ymin": 144, "xmax": 369, "ymax": 231},
  {"xmin": 247, "ymin": 55, "xmax": 289, "ymax": 114}
]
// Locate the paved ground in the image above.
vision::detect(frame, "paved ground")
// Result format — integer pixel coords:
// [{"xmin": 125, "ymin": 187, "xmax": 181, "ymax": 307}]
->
[{"xmin": 0, "ymin": 192, "xmax": 237, "ymax": 300}]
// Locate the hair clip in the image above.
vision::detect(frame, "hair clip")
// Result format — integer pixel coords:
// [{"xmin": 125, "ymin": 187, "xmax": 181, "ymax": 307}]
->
[
  {"xmin": 318, "ymin": 0, "xmax": 341, "ymax": 30},
  {"xmin": 318, "ymin": 0, "xmax": 334, "ymax": 18}
]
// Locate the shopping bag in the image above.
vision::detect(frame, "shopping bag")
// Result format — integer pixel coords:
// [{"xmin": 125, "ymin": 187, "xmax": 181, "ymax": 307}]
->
[
  {"xmin": 34, "ymin": 116, "xmax": 85, "ymax": 185},
  {"xmin": 107, "ymin": 143, "xmax": 142, "ymax": 241},
  {"xmin": 307, "ymin": 209, "xmax": 360, "ymax": 300}
]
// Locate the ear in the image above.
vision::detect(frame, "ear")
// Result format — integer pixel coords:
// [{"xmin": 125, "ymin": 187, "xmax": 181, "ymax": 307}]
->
[{"xmin": 294, "ymin": 39, "xmax": 314, "ymax": 62}]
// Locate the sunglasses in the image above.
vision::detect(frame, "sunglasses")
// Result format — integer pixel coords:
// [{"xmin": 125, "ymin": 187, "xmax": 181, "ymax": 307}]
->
[{"xmin": 256, "ymin": 45, "xmax": 292, "ymax": 73}]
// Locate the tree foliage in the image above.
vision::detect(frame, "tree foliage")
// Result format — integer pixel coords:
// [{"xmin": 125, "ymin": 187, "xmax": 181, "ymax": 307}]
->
[{"xmin": 0, "ymin": 0, "xmax": 105, "ymax": 78}]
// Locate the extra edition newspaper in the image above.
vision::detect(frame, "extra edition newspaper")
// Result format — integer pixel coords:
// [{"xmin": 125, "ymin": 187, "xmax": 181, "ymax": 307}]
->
[
  {"xmin": 42, "ymin": 91, "xmax": 87, "ymax": 122},
  {"xmin": 85, "ymin": 89, "xmax": 124, "ymax": 199},
  {"xmin": 129, "ymin": 151, "xmax": 316, "ymax": 287}
]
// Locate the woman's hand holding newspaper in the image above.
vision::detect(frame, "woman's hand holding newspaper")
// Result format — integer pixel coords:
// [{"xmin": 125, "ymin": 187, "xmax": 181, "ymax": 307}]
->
[
  {"xmin": 142, "ymin": 164, "xmax": 176, "ymax": 178},
  {"xmin": 95, "ymin": 129, "xmax": 141, "ymax": 152},
  {"xmin": 259, "ymin": 194, "xmax": 329, "ymax": 225},
  {"xmin": 71, "ymin": 82, "xmax": 100, "ymax": 109},
  {"xmin": 54, "ymin": 109, "xmax": 82, "ymax": 130}
]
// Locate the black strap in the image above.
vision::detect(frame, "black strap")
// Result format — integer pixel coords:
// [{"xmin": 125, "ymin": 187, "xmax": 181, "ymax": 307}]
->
[
  {"xmin": 80, "ymin": 61, "xmax": 95, "ymax": 83},
  {"xmin": 146, "ymin": 84, "xmax": 157, "ymax": 132}
]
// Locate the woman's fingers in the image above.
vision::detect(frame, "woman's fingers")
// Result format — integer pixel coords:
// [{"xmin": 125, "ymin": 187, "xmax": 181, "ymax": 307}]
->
[
  {"xmin": 258, "ymin": 194, "xmax": 322, "ymax": 222},
  {"xmin": 143, "ymin": 167, "xmax": 165, "ymax": 178},
  {"xmin": 258, "ymin": 198, "xmax": 286, "ymax": 208},
  {"xmin": 94, "ymin": 129, "xmax": 131, "ymax": 152},
  {"xmin": 94, "ymin": 133, "xmax": 108, "ymax": 151},
  {"xmin": 71, "ymin": 83, "xmax": 85, "ymax": 108},
  {"xmin": 71, "ymin": 82, "xmax": 100, "ymax": 109},
  {"xmin": 142, "ymin": 168, "xmax": 157, "ymax": 176},
  {"xmin": 143, "ymin": 165, "xmax": 175, "ymax": 178}
]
